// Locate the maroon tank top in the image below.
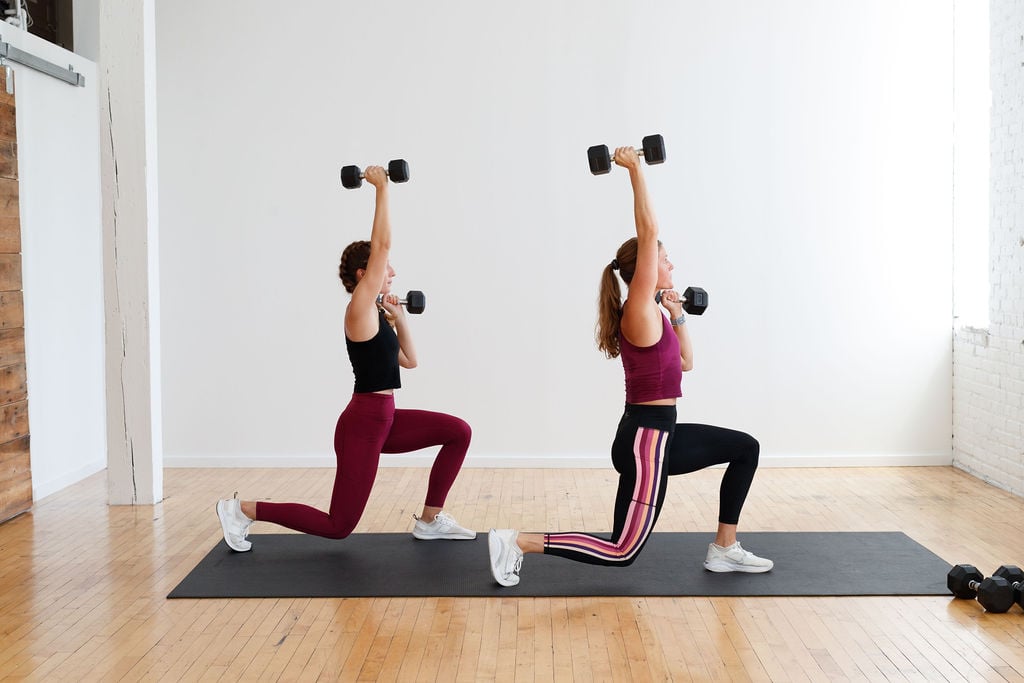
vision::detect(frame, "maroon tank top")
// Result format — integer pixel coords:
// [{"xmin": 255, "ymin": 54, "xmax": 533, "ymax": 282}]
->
[{"xmin": 619, "ymin": 313, "xmax": 682, "ymax": 404}]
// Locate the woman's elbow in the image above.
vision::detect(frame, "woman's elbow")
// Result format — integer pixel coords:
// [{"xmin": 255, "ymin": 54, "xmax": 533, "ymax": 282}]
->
[{"xmin": 681, "ymin": 359, "xmax": 694, "ymax": 372}]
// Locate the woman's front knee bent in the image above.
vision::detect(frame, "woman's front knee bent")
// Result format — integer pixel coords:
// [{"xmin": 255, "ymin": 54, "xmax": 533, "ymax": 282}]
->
[
  {"xmin": 740, "ymin": 432, "xmax": 760, "ymax": 467},
  {"xmin": 450, "ymin": 417, "xmax": 472, "ymax": 447}
]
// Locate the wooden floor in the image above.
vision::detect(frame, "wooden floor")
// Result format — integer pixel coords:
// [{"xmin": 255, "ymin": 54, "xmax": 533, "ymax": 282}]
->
[{"xmin": 0, "ymin": 465, "xmax": 1022, "ymax": 682}]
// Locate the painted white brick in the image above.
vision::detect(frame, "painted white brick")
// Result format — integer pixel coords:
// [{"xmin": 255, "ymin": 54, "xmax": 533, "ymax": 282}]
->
[{"xmin": 952, "ymin": 0, "xmax": 1024, "ymax": 498}]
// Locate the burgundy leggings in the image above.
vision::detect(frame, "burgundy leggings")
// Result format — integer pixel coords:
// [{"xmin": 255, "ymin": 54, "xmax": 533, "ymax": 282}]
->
[{"xmin": 256, "ymin": 392, "xmax": 471, "ymax": 538}]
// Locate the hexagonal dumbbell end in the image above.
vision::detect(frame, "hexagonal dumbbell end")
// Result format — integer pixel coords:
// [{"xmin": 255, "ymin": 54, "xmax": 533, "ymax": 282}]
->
[
  {"xmin": 993, "ymin": 565, "xmax": 1024, "ymax": 610},
  {"xmin": 682, "ymin": 286, "xmax": 709, "ymax": 315},
  {"xmin": 976, "ymin": 576, "xmax": 1014, "ymax": 613},
  {"xmin": 641, "ymin": 134, "xmax": 666, "ymax": 165},
  {"xmin": 404, "ymin": 290, "xmax": 426, "ymax": 315},
  {"xmin": 340, "ymin": 165, "xmax": 363, "ymax": 189},
  {"xmin": 587, "ymin": 144, "xmax": 612, "ymax": 175},
  {"xmin": 948, "ymin": 564, "xmax": 984, "ymax": 599},
  {"xmin": 387, "ymin": 159, "xmax": 410, "ymax": 184}
]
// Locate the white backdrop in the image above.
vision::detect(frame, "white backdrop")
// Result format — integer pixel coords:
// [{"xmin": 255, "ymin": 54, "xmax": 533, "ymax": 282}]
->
[{"xmin": 156, "ymin": 1, "xmax": 954, "ymax": 467}]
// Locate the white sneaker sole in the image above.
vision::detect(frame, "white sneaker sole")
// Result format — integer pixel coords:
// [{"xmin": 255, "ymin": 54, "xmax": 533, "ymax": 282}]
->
[
  {"xmin": 215, "ymin": 500, "xmax": 252, "ymax": 553},
  {"xmin": 488, "ymin": 530, "xmax": 520, "ymax": 587},
  {"xmin": 703, "ymin": 560, "xmax": 773, "ymax": 573},
  {"xmin": 412, "ymin": 529, "xmax": 477, "ymax": 540}
]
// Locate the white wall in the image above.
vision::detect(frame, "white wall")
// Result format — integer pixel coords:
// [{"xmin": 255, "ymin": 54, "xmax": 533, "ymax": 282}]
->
[
  {"xmin": 3, "ymin": 28, "xmax": 106, "ymax": 496},
  {"xmin": 72, "ymin": 0, "xmax": 99, "ymax": 61},
  {"xmin": 157, "ymin": 1, "xmax": 954, "ymax": 468},
  {"xmin": 953, "ymin": 0, "xmax": 1024, "ymax": 497}
]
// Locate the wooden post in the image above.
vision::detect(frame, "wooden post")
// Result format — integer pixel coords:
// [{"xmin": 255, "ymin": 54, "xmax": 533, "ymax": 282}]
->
[{"xmin": 0, "ymin": 68, "xmax": 31, "ymax": 523}]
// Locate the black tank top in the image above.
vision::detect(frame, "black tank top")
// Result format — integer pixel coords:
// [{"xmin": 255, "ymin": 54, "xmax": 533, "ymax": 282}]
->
[{"xmin": 345, "ymin": 309, "xmax": 401, "ymax": 392}]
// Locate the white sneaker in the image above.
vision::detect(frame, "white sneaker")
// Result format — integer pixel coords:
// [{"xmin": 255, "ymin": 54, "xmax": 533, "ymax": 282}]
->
[
  {"xmin": 412, "ymin": 511, "xmax": 477, "ymax": 540},
  {"xmin": 703, "ymin": 541, "xmax": 773, "ymax": 573},
  {"xmin": 216, "ymin": 494, "xmax": 253, "ymax": 552},
  {"xmin": 488, "ymin": 529, "xmax": 523, "ymax": 587}
]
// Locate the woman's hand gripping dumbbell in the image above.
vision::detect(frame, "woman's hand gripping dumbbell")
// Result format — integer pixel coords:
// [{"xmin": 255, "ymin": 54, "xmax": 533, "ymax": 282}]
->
[
  {"xmin": 655, "ymin": 286, "xmax": 708, "ymax": 317},
  {"xmin": 376, "ymin": 290, "xmax": 426, "ymax": 314}
]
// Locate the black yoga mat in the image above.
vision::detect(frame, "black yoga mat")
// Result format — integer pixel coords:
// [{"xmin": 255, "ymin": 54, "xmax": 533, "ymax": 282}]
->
[{"xmin": 168, "ymin": 531, "xmax": 952, "ymax": 599}]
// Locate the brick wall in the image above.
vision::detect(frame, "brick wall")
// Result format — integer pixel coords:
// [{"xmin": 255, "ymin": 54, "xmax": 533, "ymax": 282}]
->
[{"xmin": 952, "ymin": 0, "xmax": 1024, "ymax": 497}]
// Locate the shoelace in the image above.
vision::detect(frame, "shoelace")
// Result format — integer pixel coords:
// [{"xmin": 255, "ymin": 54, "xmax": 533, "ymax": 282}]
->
[
  {"xmin": 510, "ymin": 555, "xmax": 523, "ymax": 575},
  {"xmin": 730, "ymin": 543, "xmax": 764, "ymax": 564},
  {"xmin": 433, "ymin": 511, "xmax": 456, "ymax": 529}
]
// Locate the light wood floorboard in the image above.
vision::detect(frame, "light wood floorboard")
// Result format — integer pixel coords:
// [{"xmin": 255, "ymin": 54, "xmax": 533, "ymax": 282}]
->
[{"xmin": 0, "ymin": 465, "xmax": 1022, "ymax": 681}]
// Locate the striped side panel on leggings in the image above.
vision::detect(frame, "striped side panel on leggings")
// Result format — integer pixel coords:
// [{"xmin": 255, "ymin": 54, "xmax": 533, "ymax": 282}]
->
[{"xmin": 544, "ymin": 425, "xmax": 666, "ymax": 563}]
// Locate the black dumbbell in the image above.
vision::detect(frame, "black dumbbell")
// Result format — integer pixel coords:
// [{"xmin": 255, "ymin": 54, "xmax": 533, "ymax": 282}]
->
[
  {"xmin": 587, "ymin": 134, "xmax": 666, "ymax": 175},
  {"xmin": 655, "ymin": 286, "xmax": 708, "ymax": 315},
  {"xmin": 992, "ymin": 565, "xmax": 1024, "ymax": 611},
  {"xmin": 947, "ymin": 564, "xmax": 1015, "ymax": 612},
  {"xmin": 377, "ymin": 290, "xmax": 425, "ymax": 314},
  {"xmin": 340, "ymin": 159, "xmax": 410, "ymax": 189}
]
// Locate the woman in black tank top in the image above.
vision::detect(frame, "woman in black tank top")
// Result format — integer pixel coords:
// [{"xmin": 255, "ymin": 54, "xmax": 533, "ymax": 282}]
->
[{"xmin": 216, "ymin": 166, "xmax": 476, "ymax": 551}]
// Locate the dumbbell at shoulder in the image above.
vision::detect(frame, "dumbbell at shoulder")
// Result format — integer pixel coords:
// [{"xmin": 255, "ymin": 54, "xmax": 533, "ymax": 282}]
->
[
  {"xmin": 655, "ymin": 286, "xmax": 709, "ymax": 316},
  {"xmin": 377, "ymin": 290, "xmax": 426, "ymax": 315}
]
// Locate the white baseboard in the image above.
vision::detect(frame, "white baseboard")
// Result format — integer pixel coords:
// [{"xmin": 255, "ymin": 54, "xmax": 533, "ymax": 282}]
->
[
  {"xmin": 164, "ymin": 452, "xmax": 953, "ymax": 469},
  {"xmin": 33, "ymin": 458, "xmax": 106, "ymax": 501}
]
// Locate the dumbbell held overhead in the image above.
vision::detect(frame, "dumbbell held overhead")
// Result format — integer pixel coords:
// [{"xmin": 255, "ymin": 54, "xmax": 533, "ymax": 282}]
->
[
  {"xmin": 377, "ymin": 290, "xmax": 426, "ymax": 315},
  {"xmin": 656, "ymin": 286, "xmax": 709, "ymax": 315},
  {"xmin": 340, "ymin": 159, "xmax": 410, "ymax": 189},
  {"xmin": 588, "ymin": 134, "xmax": 666, "ymax": 175}
]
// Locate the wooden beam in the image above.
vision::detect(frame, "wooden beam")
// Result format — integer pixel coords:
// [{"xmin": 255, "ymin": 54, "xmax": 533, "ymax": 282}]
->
[
  {"xmin": 0, "ymin": 363, "xmax": 26, "ymax": 404},
  {"xmin": 0, "ymin": 399, "xmax": 28, "ymax": 445},
  {"xmin": 0, "ymin": 292, "xmax": 23, "ymax": 329},
  {"xmin": 0, "ymin": 254, "xmax": 20, "ymax": 291},
  {"xmin": 0, "ymin": 329, "xmax": 24, "ymax": 367},
  {"xmin": 0, "ymin": 141, "xmax": 17, "ymax": 180}
]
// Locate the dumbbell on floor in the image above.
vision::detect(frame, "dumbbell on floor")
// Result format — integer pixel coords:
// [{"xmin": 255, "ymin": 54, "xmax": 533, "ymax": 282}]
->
[
  {"xmin": 587, "ymin": 134, "xmax": 666, "ymax": 175},
  {"xmin": 947, "ymin": 564, "xmax": 1016, "ymax": 613},
  {"xmin": 377, "ymin": 290, "xmax": 426, "ymax": 315},
  {"xmin": 992, "ymin": 565, "xmax": 1024, "ymax": 612},
  {"xmin": 655, "ymin": 286, "xmax": 708, "ymax": 315},
  {"xmin": 341, "ymin": 159, "xmax": 410, "ymax": 189}
]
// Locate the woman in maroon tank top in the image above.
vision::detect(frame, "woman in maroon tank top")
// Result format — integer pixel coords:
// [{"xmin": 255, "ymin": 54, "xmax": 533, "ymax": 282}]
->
[
  {"xmin": 487, "ymin": 147, "xmax": 773, "ymax": 586},
  {"xmin": 215, "ymin": 165, "xmax": 476, "ymax": 552}
]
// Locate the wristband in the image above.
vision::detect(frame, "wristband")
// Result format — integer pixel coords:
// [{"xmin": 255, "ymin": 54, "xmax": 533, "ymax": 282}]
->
[{"xmin": 671, "ymin": 314, "xmax": 686, "ymax": 326}]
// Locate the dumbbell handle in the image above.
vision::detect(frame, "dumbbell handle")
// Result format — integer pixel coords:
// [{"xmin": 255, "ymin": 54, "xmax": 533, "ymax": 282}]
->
[
  {"xmin": 655, "ymin": 289, "xmax": 703, "ymax": 304},
  {"xmin": 603, "ymin": 146, "xmax": 651, "ymax": 160},
  {"xmin": 376, "ymin": 290, "xmax": 425, "ymax": 313},
  {"xmin": 353, "ymin": 167, "xmax": 397, "ymax": 180},
  {"xmin": 377, "ymin": 294, "xmax": 414, "ymax": 305},
  {"xmin": 968, "ymin": 577, "xmax": 1014, "ymax": 591},
  {"xmin": 655, "ymin": 290, "xmax": 687, "ymax": 303}
]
